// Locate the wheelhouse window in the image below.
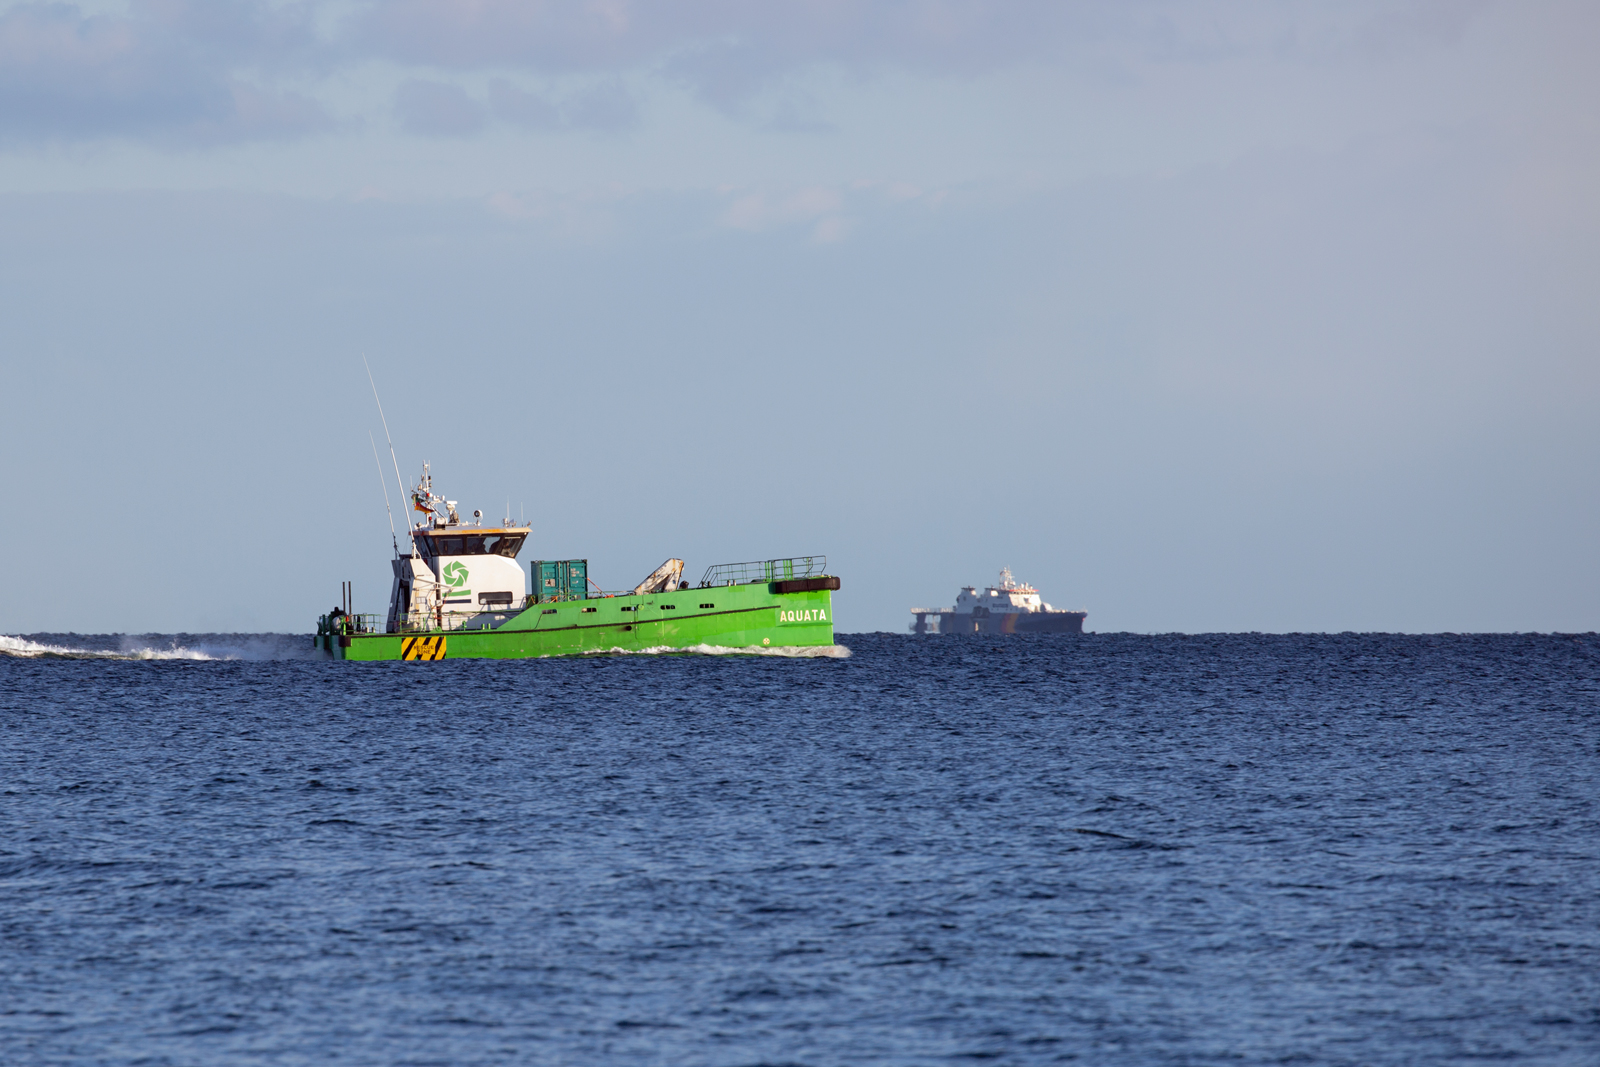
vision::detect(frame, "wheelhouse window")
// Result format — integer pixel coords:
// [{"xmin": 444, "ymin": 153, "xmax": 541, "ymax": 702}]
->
[
  {"xmin": 418, "ymin": 532, "xmax": 526, "ymax": 560},
  {"xmin": 485, "ymin": 534, "xmax": 525, "ymax": 557}
]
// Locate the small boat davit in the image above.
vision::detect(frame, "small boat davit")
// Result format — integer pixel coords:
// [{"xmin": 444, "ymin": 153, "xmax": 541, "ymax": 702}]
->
[
  {"xmin": 910, "ymin": 568, "xmax": 1085, "ymax": 635},
  {"xmin": 315, "ymin": 464, "xmax": 839, "ymax": 660}
]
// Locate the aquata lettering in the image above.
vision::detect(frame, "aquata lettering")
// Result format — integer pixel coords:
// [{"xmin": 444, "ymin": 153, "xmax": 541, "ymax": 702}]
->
[{"xmin": 777, "ymin": 609, "xmax": 827, "ymax": 623}]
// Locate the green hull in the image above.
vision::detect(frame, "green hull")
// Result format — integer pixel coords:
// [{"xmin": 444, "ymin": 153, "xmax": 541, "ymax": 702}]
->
[{"xmin": 317, "ymin": 582, "xmax": 834, "ymax": 661}]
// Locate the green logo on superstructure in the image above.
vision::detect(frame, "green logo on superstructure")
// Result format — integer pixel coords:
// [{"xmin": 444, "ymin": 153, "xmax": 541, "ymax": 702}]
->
[{"xmin": 443, "ymin": 561, "xmax": 471, "ymax": 598}]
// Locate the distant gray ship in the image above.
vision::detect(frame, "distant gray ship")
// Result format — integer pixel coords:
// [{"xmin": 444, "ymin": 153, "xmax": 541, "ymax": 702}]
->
[{"xmin": 911, "ymin": 568, "xmax": 1086, "ymax": 635}]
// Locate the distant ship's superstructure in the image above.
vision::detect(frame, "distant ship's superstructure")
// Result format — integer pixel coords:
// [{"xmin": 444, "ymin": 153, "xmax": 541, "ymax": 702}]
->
[{"xmin": 911, "ymin": 568, "xmax": 1086, "ymax": 635}]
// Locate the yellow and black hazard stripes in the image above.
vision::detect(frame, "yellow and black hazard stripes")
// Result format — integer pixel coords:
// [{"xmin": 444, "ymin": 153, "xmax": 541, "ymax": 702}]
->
[{"xmin": 400, "ymin": 635, "xmax": 447, "ymax": 661}]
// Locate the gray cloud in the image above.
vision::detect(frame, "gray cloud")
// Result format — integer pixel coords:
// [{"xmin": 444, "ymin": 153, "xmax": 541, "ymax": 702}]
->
[
  {"xmin": 350, "ymin": 0, "xmax": 1104, "ymax": 111},
  {"xmin": 394, "ymin": 77, "xmax": 637, "ymax": 138},
  {"xmin": 0, "ymin": 0, "xmax": 1505, "ymax": 145},
  {"xmin": 0, "ymin": 0, "xmax": 328, "ymax": 143},
  {"xmin": 486, "ymin": 79, "xmax": 559, "ymax": 130},
  {"xmin": 351, "ymin": 0, "xmax": 1105, "ymax": 73},
  {"xmin": 488, "ymin": 78, "xmax": 638, "ymax": 132},
  {"xmin": 394, "ymin": 78, "xmax": 486, "ymax": 136},
  {"xmin": 348, "ymin": 0, "xmax": 1486, "ymax": 107},
  {"xmin": 558, "ymin": 79, "xmax": 638, "ymax": 131}
]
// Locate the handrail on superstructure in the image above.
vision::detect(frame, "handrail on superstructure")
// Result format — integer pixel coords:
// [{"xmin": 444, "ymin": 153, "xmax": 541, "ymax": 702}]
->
[{"xmin": 699, "ymin": 556, "xmax": 827, "ymax": 587}]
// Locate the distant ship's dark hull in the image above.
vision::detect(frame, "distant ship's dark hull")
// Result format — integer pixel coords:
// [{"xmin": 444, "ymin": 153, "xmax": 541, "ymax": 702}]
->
[{"xmin": 927, "ymin": 610, "xmax": 1086, "ymax": 635}]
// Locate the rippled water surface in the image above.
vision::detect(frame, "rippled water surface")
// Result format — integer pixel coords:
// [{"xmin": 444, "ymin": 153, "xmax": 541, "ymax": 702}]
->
[{"xmin": 3, "ymin": 631, "xmax": 1598, "ymax": 1065}]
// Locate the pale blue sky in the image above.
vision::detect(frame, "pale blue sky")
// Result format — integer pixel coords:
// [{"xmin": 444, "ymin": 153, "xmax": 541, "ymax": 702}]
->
[{"xmin": 2, "ymin": 1, "xmax": 1597, "ymax": 633}]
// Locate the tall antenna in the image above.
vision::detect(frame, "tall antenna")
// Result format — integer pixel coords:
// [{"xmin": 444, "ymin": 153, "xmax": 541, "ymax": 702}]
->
[
  {"xmin": 363, "ymin": 355, "xmax": 412, "ymax": 553},
  {"xmin": 370, "ymin": 432, "xmax": 399, "ymax": 558}
]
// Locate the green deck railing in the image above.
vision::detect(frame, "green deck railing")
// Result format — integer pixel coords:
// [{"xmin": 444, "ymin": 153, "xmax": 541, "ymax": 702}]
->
[
  {"xmin": 699, "ymin": 556, "xmax": 827, "ymax": 587},
  {"xmin": 317, "ymin": 612, "xmax": 384, "ymax": 636}
]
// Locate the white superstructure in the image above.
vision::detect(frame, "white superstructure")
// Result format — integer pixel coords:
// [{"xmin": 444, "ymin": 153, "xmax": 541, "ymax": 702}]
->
[
  {"xmin": 952, "ymin": 567, "xmax": 1056, "ymax": 615},
  {"xmin": 387, "ymin": 464, "xmax": 529, "ymax": 632}
]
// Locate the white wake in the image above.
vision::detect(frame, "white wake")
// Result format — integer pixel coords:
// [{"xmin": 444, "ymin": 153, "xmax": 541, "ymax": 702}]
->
[
  {"xmin": 0, "ymin": 635, "xmax": 223, "ymax": 660},
  {"xmin": 572, "ymin": 643, "xmax": 852, "ymax": 659}
]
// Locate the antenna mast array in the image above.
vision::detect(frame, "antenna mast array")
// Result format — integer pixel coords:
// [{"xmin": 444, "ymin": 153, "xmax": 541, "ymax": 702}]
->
[
  {"xmin": 369, "ymin": 432, "xmax": 399, "ymax": 557},
  {"xmin": 364, "ymin": 356, "xmax": 413, "ymax": 555}
]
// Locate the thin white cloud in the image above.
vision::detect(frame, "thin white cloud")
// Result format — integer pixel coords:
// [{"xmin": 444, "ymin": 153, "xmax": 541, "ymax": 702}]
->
[
  {"xmin": 720, "ymin": 186, "xmax": 843, "ymax": 232},
  {"xmin": 713, "ymin": 182, "xmax": 952, "ymax": 242}
]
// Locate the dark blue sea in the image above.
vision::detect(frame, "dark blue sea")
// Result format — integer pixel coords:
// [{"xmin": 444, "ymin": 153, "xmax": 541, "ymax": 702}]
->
[{"xmin": 3, "ymin": 632, "xmax": 1598, "ymax": 1066}]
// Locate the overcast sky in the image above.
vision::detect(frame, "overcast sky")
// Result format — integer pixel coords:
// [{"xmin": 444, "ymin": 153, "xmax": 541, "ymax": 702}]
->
[{"xmin": 2, "ymin": 0, "xmax": 1597, "ymax": 634}]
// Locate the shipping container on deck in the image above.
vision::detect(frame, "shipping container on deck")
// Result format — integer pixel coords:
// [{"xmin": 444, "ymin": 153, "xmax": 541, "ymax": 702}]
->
[{"xmin": 531, "ymin": 559, "xmax": 588, "ymax": 602}]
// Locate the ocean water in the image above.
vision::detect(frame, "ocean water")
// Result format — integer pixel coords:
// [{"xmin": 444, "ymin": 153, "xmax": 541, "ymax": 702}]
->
[{"xmin": 2, "ymin": 631, "xmax": 1597, "ymax": 1066}]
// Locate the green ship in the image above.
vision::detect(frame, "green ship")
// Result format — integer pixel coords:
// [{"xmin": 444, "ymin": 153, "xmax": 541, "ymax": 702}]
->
[{"xmin": 315, "ymin": 465, "xmax": 838, "ymax": 661}]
